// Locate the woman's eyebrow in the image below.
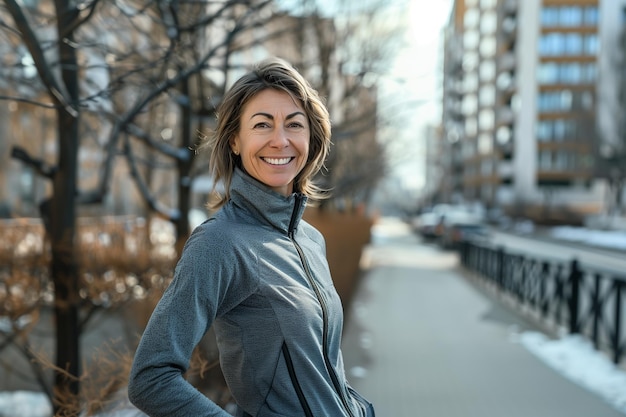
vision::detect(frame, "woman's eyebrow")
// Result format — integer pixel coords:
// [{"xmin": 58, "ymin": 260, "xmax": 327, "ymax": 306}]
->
[
  {"xmin": 286, "ymin": 111, "xmax": 306, "ymax": 119},
  {"xmin": 249, "ymin": 111, "xmax": 306, "ymax": 120}
]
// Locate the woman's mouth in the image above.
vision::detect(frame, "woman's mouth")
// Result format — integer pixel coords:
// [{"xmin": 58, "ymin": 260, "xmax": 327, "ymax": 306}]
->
[{"xmin": 262, "ymin": 157, "xmax": 293, "ymax": 166}]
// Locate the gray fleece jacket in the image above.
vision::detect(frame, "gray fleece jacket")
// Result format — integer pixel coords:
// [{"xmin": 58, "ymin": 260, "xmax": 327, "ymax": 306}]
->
[{"xmin": 128, "ymin": 168, "xmax": 373, "ymax": 417}]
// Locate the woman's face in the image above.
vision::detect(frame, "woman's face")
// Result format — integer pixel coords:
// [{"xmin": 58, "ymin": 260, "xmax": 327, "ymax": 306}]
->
[{"xmin": 231, "ymin": 89, "xmax": 310, "ymax": 196}]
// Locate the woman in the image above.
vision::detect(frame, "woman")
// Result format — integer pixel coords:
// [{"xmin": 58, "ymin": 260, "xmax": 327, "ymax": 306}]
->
[{"xmin": 128, "ymin": 57, "xmax": 375, "ymax": 417}]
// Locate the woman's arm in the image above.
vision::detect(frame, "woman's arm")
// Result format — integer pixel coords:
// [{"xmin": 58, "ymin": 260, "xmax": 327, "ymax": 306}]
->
[{"xmin": 128, "ymin": 226, "xmax": 233, "ymax": 417}]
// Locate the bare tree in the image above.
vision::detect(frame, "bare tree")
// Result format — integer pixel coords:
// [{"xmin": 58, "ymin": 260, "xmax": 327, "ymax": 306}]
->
[
  {"xmin": 86, "ymin": 0, "xmax": 275, "ymax": 254},
  {"xmin": 269, "ymin": 0, "xmax": 405, "ymax": 209},
  {"xmin": 594, "ymin": 25, "xmax": 626, "ymax": 219},
  {"xmin": 0, "ymin": 1, "xmax": 272, "ymax": 414},
  {"xmin": 3, "ymin": 2, "xmax": 88, "ymax": 413}
]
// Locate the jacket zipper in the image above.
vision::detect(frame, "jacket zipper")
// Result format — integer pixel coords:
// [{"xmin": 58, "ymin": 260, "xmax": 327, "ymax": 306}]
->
[
  {"xmin": 282, "ymin": 342, "xmax": 314, "ymax": 417},
  {"xmin": 288, "ymin": 195, "xmax": 356, "ymax": 417}
]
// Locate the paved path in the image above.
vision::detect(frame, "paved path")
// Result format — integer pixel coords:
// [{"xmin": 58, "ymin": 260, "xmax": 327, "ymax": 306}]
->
[{"xmin": 341, "ymin": 217, "xmax": 625, "ymax": 417}]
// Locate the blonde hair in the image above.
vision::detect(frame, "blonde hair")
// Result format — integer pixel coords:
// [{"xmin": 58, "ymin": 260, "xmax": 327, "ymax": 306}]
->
[{"xmin": 201, "ymin": 57, "xmax": 331, "ymax": 209}]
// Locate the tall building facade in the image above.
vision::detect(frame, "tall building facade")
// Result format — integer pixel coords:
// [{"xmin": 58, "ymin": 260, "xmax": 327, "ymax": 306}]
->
[{"xmin": 440, "ymin": 0, "xmax": 626, "ymax": 222}]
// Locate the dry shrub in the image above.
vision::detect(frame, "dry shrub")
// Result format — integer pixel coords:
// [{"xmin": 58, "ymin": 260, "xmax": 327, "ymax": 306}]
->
[
  {"xmin": 303, "ymin": 207, "xmax": 374, "ymax": 311},
  {"xmin": 0, "ymin": 216, "xmax": 178, "ymax": 415},
  {"xmin": 25, "ymin": 339, "xmax": 135, "ymax": 416},
  {"xmin": 77, "ymin": 216, "xmax": 175, "ymax": 310}
]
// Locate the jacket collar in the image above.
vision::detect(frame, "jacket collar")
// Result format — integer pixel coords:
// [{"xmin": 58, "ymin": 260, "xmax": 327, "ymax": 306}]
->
[{"xmin": 229, "ymin": 167, "xmax": 307, "ymax": 234}]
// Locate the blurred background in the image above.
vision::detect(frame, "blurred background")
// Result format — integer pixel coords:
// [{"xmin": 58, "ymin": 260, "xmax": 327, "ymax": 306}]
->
[{"xmin": 1, "ymin": 0, "xmax": 626, "ymax": 416}]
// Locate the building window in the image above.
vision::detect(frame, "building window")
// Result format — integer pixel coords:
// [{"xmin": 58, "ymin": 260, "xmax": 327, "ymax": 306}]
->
[
  {"xmin": 538, "ymin": 91, "xmax": 572, "ymax": 111},
  {"xmin": 561, "ymin": 63, "xmax": 581, "ymax": 83},
  {"xmin": 554, "ymin": 152, "xmax": 569, "ymax": 170},
  {"xmin": 541, "ymin": 6, "xmax": 598, "ymax": 27},
  {"xmin": 579, "ymin": 91, "xmax": 594, "ymax": 110},
  {"xmin": 538, "ymin": 62, "xmax": 558, "ymax": 83},
  {"xmin": 536, "ymin": 119, "xmax": 579, "ymax": 142},
  {"xmin": 539, "ymin": 33, "xmax": 562, "ymax": 55},
  {"xmin": 583, "ymin": 34, "xmax": 598, "ymax": 55},
  {"xmin": 564, "ymin": 33, "xmax": 583, "ymax": 54},
  {"xmin": 537, "ymin": 150, "xmax": 573, "ymax": 171},
  {"xmin": 541, "ymin": 7, "xmax": 559, "ymax": 27},
  {"xmin": 560, "ymin": 6, "xmax": 583, "ymax": 27},
  {"xmin": 584, "ymin": 6, "xmax": 599, "ymax": 26},
  {"xmin": 553, "ymin": 119, "xmax": 567, "ymax": 142},
  {"xmin": 537, "ymin": 121, "xmax": 551, "ymax": 142},
  {"xmin": 539, "ymin": 150, "xmax": 552, "ymax": 170},
  {"xmin": 541, "ymin": 90, "xmax": 595, "ymax": 111},
  {"xmin": 539, "ymin": 33, "xmax": 597, "ymax": 56},
  {"xmin": 538, "ymin": 62, "xmax": 596, "ymax": 84}
]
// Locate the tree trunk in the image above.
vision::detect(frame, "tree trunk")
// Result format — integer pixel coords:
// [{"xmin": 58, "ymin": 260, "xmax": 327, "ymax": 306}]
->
[
  {"xmin": 175, "ymin": 78, "xmax": 194, "ymax": 256},
  {"xmin": 52, "ymin": 0, "xmax": 81, "ymax": 413}
]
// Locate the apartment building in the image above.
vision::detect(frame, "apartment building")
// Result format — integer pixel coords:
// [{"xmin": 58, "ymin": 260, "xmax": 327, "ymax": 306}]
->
[{"xmin": 439, "ymin": 0, "xmax": 626, "ymax": 223}]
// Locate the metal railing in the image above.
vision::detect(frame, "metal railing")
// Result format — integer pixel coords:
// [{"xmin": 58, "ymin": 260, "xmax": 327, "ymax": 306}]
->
[{"xmin": 459, "ymin": 240, "xmax": 625, "ymax": 364}]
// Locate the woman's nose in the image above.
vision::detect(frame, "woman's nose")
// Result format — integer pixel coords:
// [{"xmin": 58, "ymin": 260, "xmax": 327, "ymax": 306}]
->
[{"xmin": 269, "ymin": 127, "xmax": 289, "ymax": 147}]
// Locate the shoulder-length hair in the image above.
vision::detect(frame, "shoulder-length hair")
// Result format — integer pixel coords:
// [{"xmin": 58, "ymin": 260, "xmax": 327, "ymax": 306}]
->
[{"xmin": 200, "ymin": 57, "xmax": 332, "ymax": 210}]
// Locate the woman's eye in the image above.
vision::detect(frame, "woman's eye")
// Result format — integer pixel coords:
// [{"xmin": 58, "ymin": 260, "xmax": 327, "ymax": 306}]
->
[
  {"xmin": 254, "ymin": 122, "xmax": 270, "ymax": 128},
  {"xmin": 288, "ymin": 122, "xmax": 304, "ymax": 129}
]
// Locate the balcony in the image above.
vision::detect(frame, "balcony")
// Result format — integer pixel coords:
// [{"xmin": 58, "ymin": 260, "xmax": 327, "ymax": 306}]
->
[
  {"xmin": 495, "ymin": 107, "xmax": 515, "ymax": 126},
  {"xmin": 497, "ymin": 52, "xmax": 516, "ymax": 73},
  {"xmin": 502, "ymin": 0, "xmax": 517, "ymax": 16}
]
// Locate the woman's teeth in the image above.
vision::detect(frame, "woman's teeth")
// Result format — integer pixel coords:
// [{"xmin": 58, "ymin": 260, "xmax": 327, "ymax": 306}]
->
[{"xmin": 263, "ymin": 157, "xmax": 292, "ymax": 165}]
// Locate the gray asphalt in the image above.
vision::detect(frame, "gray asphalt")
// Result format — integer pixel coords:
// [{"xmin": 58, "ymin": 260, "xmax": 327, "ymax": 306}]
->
[{"xmin": 341, "ymin": 217, "xmax": 625, "ymax": 417}]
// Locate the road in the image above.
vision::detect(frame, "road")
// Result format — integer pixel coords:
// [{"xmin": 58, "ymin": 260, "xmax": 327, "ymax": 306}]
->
[
  {"xmin": 341, "ymin": 217, "xmax": 626, "ymax": 417},
  {"xmin": 489, "ymin": 229, "xmax": 626, "ymax": 273}
]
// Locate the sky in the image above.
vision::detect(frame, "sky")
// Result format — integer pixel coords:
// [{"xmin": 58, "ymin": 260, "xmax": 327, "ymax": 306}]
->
[
  {"xmin": 382, "ymin": 0, "xmax": 453, "ymax": 192},
  {"xmin": 280, "ymin": 0, "xmax": 454, "ymax": 194}
]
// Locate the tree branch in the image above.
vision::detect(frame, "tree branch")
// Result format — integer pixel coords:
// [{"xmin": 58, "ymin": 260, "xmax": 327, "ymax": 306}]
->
[
  {"xmin": 125, "ymin": 123, "xmax": 192, "ymax": 162},
  {"xmin": 124, "ymin": 136, "xmax": 181, "ymax": 222},
  {"xmin": 11, "ymin": 146, "xmax": 57, "ymax": 179},
  {"xmin": 0, "ymin": 95, "xmax": 57, "ymax": 109},
  {"xmin": 3, "ymin": 0, "xmax": 78, "ymax": 117}
]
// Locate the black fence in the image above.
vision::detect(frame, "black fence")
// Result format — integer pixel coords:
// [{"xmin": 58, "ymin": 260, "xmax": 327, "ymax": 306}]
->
[{"xmin": 459, "ymin": 240, "xmax": 626, "ymax": 365}]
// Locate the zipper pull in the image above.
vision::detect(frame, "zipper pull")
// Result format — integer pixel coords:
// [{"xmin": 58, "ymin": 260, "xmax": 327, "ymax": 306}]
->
[{"xmin": 288, "ymin": 194, "xmax": 304, "ymax": 237}]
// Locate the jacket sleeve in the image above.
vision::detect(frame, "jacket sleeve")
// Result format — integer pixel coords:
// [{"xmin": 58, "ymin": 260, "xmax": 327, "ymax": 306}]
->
[{"xmin": 128, "ymin": 223, "xmax": 237, "ymax": 417}]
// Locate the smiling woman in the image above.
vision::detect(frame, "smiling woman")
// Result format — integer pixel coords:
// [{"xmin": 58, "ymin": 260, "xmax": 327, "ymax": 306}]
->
[
  {"xmin": 128, "ymin": 57, "xmax": 375, "ymax": 417},
  {"xmin": 202, "ymin": 58, "xmax": 332, "ymax": 210},
  {"xmin": 231, "ymin": 89, "xmax": 310, "ymax": 196}
]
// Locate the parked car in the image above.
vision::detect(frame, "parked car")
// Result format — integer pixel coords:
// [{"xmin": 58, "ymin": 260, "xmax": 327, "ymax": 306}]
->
[
  {"xmin": 412, "ymin": 211, "xmax": 443, "ymax": 239},
  {"xmin": 438, "ymin": 210, "xmax": 489, "ymax": 248}
]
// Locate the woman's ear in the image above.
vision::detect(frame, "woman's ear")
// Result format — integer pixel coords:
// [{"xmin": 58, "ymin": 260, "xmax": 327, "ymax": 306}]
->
[{"xmin": 229, "ymin": 139, "xmax": 238, "ymax": 155}]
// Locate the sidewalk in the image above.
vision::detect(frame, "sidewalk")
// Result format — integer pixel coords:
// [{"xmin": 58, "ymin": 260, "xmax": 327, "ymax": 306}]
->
[{"xmin": 341, "ymin": 217, "xmax": 625, "ymax": 417}]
